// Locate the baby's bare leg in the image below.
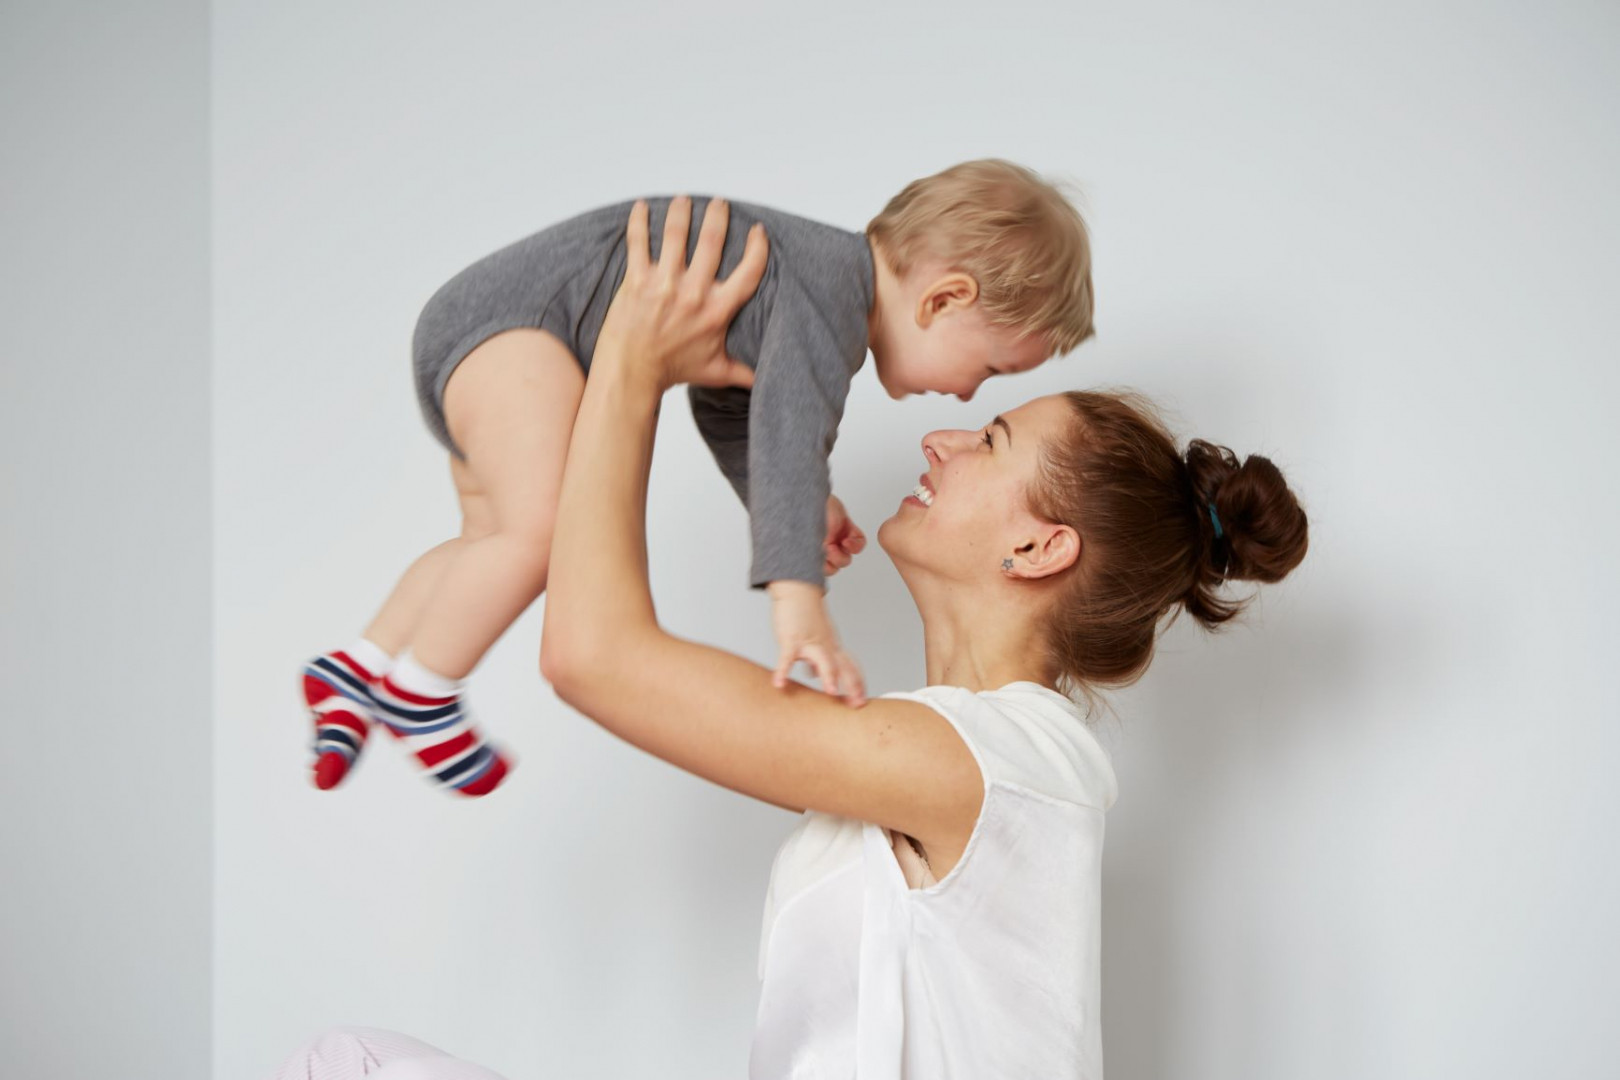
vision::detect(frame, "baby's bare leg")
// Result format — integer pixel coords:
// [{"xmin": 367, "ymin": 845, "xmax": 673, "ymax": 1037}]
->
[
  {"xmin": 361, "ymin": 537, "xmax": 462, "ymax": 656},
  {"xmin": 303, "ymin": 330, "xmax": 582, "ymax": 794},
  {"xmin": 366, "ymin": 329, "xmax": 584, "ymax": 795},
  {"xmin": 406, "ymin": 328, "xmax": 584, "ymax": 677},
  {"xmin": 304, "ymin": 496, "xmax": 476, "ymax": 789}
]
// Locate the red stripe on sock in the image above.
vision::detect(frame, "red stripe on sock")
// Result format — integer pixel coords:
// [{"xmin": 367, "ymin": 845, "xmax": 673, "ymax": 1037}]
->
[
  {"xmin": 302, "ymin": 675, "xmax": 340, "ymax": 706},
  {"xmin": 416, "ymin": 731, "xmax": 475, "ymax": 767},
  {"xmin": 456, "ymin": 753, "xmax": 509, "ymax": 797},
  {"xmin": 380, "ymin": 676, "xmax": 457, "ymax": 708},
  {"xmin": 320, "ymin": 711, "xmax": 368, "ymax": 739}
]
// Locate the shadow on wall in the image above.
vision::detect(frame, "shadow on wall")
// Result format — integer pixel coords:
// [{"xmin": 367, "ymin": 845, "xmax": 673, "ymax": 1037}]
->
[{"xmin": 1097, "ymin": 566, "xmax": 1443, "ymax": 1078}]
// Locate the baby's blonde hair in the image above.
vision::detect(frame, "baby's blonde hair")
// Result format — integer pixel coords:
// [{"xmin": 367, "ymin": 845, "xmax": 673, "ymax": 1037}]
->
[{"xmin": 867, "ymin": 159, "xmax": 1095, "ymax": 354}]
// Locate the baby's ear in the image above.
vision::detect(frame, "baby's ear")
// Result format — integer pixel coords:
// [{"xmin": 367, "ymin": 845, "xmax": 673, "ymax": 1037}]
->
[{"xmin": 917, "ymin": 272, "xmax": 980, "ymax": 325}]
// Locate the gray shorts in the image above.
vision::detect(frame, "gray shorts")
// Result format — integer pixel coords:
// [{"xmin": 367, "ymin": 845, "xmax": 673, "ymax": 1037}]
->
[
  {"xmin": 409, "ymin": 204, "xmax": 638, "ymax": 459},
  {"xmin": 410, "ymin": 309, "xmax": 571, "ymax": 461}
]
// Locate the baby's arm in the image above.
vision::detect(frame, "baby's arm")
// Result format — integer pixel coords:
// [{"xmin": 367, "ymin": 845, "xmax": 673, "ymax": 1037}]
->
[
  {"xmin": 688, "ymin": 390, "xmax": 868, "ymax": 702},
  {"xmin": 714, "ymin": 280, "xmax": 868, "ymax": 704},
  {"xmin": 769, "ymin": 494, "xmax": 868, "ymax": 706},
  {"xmin": 690, "ymin": 392, "xmax": 866, "ymax": 577}
]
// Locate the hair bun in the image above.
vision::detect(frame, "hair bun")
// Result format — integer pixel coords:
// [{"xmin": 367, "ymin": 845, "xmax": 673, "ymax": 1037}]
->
[{"xmin": 1182, "ymin": 439, "xmax": 1309, "ymax": 625}]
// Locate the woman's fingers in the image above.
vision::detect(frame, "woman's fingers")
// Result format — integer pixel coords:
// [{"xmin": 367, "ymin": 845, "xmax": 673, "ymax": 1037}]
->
[
  {"xmin": 718, "ymin": 355, "xmax": 755, "ymax": 389},
  {"xmin": 600, "ymin": 196, "xmax": 764, "ymax": 391},
  {"xmin": 719, "ymin": 223, "xmax": 769, "ymax": 313},
  {"xmin": 659, "ymin": 196, "xmax": 692, "ymax": 284},
  {"xmin": 689, "ymin": 198, "xmax": 728, "ymax": 283},
  {"xmin": 625, "ymin": 200, "xmax": 651, "ymax": 278}
]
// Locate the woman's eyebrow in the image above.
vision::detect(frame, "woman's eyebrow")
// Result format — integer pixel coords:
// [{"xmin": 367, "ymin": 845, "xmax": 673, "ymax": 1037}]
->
[{"xmin": 993, "ymin": 416, "xmax": 1013, "ymax": 446}]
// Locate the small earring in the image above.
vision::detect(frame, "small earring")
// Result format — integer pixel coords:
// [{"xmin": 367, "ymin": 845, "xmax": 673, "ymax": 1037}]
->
[{"xmin": 1001, "ymin": 558, "xmax": 1015, "ymax": 572}]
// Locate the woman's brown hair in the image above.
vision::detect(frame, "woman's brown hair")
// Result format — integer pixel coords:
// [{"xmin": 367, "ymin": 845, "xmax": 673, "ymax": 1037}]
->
[{"xmin": 1027, "ymin": 391, "xmax": 1309, "ymax": 691}]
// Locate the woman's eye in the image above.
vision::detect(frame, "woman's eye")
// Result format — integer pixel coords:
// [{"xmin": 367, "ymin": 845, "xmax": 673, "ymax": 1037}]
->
[{"xmin": 981, "ymin": 430, "xmax": 994, "ymax": 449}]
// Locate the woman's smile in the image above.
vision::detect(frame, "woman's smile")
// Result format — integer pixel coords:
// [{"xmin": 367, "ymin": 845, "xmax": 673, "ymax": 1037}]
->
[{"xmin": 904, "ymin": 474, "xmax": 936, "ymax": 508}]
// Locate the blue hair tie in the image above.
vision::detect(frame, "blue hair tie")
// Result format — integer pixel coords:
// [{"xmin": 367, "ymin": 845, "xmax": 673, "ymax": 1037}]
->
[{"xmin": 1207, "ymin": 502, "xmax": 1224, "ymax": 541}]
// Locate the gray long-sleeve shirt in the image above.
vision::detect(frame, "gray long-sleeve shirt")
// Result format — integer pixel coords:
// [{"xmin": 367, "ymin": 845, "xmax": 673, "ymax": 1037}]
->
[{"xmin": 411, "ymin": 197, "xmax": 875, "ymax": 588}]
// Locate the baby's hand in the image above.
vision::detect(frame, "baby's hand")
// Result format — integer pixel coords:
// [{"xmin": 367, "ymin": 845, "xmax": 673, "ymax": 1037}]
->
[
  {"xmin": 767, "ymin": 580, "xmax": 867, "ymax": 707},
  {"xmin": 823, "ymin": 495, "xmax": 867, "ymax": 577}
]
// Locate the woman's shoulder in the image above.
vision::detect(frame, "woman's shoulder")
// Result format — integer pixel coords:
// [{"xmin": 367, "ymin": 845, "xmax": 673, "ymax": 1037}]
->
[{"xmin": 883, "ymin": 683, "xmax": 1118, "ymax": 813}]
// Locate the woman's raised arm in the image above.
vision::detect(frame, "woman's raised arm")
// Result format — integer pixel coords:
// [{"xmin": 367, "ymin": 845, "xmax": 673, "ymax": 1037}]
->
[{"xmin": 540, "ymin": 199, "xmax": 980, "ymax": 853}]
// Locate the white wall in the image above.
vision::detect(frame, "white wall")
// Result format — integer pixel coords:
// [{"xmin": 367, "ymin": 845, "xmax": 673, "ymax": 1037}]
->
[
  {"xmin": 0, "ymin": 2, "xmax": 212, "ymax": 1078},
  {"xmin": 213, "ymin": 2, "xmax": 1620, "ymax": 1078}
]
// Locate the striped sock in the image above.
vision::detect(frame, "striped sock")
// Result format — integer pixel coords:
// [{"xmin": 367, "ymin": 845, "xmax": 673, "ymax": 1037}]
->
[
  {"xmin": 302, "ymin": 639, "xmax": 392, "ymax": 790},
  {"xmin": 373, "ymin": 653, "xmax": 510, "ymax": 797}
]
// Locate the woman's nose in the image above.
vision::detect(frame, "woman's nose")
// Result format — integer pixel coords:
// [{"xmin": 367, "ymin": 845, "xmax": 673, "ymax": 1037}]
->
[{"xmin": 921, "ymin": 428, "xmax": 974, "ymax": 460}]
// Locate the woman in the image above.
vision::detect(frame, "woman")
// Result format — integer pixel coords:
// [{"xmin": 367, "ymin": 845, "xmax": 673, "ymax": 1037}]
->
[{"xmin": 269, "ymin": 201, "xmax": 1307, "ymax": 1079}]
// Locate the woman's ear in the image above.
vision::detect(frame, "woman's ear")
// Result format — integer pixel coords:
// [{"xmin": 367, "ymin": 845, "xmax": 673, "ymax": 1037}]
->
[
  {"xmin": 915, "ymin": 272, "xmax": 980, "ymax": 327},
  {"xmin": 1007, "ymin": 524, "xmax": 1080, "ymax": 580}
]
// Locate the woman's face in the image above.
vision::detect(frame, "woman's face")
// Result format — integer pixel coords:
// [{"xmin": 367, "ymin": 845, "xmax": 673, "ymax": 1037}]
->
[{"xmin": 877, "ymin": 394, "xmax": 1075, "ymax": 583}]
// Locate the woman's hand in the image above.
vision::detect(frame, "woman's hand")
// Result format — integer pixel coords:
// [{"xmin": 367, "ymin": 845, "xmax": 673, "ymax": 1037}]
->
[{"xmin": 592, "ymin": 196, "xmax": 768, "ymax": 393}]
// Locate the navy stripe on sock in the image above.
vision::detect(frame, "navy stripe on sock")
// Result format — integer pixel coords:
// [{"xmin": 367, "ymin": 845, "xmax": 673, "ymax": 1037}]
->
[
  {"xmin": 315, "ymin": 728, "xmax": 362, "ymax": 755},
  {"xmin": 376, "ymin": 698, "xmax": 460, "ymax": 724},
  {"xmin": 310, "ymin": 657, "xmax": 372, "ymax": 701},
  {"xmin": 378, "ymin": 709, "xmax": 465, "ymax": 738},
  {"xmin": 436, "ymin": 745, "xmax": 492, "ymax": 787}
]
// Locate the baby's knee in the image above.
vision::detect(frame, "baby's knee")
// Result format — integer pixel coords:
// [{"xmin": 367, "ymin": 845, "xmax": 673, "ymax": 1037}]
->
[{"xmin": 498, "ymin": 523, "xmax": 555, "ymax": 584}]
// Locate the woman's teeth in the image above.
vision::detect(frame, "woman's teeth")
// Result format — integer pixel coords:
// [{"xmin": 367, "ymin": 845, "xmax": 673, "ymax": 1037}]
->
[{"xmin": 910, "ymin": 484, "xmax": 934, "ymax": 507}]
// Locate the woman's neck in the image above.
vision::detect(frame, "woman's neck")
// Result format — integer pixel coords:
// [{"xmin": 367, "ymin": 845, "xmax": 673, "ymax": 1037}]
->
[{"xmin": 915, "ymin": 591, "xmax": 1054, "ymax": 693}]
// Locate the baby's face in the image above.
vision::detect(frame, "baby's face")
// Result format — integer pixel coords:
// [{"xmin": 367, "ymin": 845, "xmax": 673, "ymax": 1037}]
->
[{"xmin": 875, "ymin": 312, "xmax": 1051, "ymax": 403}]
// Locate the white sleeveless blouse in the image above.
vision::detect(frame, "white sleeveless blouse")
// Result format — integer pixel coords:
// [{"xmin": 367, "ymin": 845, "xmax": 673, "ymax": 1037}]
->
[{"xmin": 750, "ymin": 682, "xmax": 1119, "ymax": 1079}]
